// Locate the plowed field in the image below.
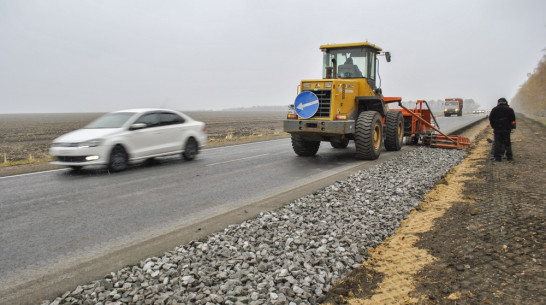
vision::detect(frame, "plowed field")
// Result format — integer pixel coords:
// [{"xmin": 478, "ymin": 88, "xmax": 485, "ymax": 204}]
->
[{"xmin": 0, "ymin": 110, "xmax": 287, "ymax": 176}]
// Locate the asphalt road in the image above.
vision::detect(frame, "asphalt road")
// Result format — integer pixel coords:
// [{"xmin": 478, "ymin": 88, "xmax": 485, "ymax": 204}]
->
[{"xmin": 0, "ymin": 113, "xmax": 486, "ymax": 301}]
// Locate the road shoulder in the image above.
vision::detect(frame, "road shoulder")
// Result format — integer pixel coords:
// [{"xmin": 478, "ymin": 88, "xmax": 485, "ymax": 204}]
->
[{"xmin": 322, "ymin": 115, "xmax": 546, "ymax": 304}]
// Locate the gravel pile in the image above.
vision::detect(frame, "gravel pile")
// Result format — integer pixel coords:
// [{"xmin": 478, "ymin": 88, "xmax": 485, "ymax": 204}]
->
[{"xmin": 42, "ymin": 147, "xmax": 466, "ymax": 305}]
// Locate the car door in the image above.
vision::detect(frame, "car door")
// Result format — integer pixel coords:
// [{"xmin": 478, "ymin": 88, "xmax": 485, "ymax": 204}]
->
[
  {"xmin": 126, "ymin": 112, "xmax": 163, "ymax": 158},
  {"xmin": 158, "ymin": 111, "xmax": 186, "ymax": 154}
]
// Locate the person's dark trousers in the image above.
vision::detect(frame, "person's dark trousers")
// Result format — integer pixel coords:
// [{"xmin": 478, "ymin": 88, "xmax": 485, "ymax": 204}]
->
[{"xmin": 494, "ymin": 131, "xmax": 512, "ymax": 161}]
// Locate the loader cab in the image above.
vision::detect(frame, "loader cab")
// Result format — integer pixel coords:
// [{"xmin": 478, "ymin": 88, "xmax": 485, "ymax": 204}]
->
[{"xmin": 321, "ymin": 42, "xmax": 382, "ymax": 87}]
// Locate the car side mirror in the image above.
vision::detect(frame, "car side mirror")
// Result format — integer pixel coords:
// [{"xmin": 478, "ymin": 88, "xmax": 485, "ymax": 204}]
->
[
  {"xmin": 130, "ymin": 123, "xmax": 147, "ymax": 130},
  {"xmin": 385, "ymin": 52, "xmax": 391, "ymax": 62}
]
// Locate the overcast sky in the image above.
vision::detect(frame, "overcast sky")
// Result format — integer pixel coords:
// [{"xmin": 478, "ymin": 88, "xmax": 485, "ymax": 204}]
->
[{"xmin": 1, "ymin": 0, "xmax": 544, "ymax": 113}]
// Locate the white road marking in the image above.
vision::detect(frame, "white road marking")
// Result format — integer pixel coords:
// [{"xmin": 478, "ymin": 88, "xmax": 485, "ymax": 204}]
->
[
  {"xmin": 206, "ymin": 153, "xmax": 270, "ymax": 167},
  {"xmin": 0, "ymin": 169, "xmax": 65, "ymax": 180}
]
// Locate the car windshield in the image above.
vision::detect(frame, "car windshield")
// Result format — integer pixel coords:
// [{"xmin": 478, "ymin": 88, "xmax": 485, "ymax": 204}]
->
[
  {"xmin": 446, "ymin": 101, "xmax": 459, "ymax": 106},
  {"xmin": 85, "ymin": 112, "xmax": 135, "ymax": 128}
]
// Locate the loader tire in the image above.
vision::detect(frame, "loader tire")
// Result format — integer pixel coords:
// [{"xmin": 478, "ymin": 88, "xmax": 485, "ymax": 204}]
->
[
  {"xmin": 291, "ymin": 134, "xmax": 320, "ymax": 156},
  {"xmin": 355, "ymin": 111, "xmax": 382, "ymax": 160},
  {"xmin": 384, "ymin": 110, "xmax": 404, "ymax": 151},
  {"xmin": 331, "ymin": 138, "xmax": 349, "ymax": 149}
]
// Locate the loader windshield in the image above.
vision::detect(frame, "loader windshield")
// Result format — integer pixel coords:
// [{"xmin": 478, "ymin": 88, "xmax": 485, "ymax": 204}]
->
[{"xmin": 322, "ymin": 47, "xmax": 376, "ymax": 80}]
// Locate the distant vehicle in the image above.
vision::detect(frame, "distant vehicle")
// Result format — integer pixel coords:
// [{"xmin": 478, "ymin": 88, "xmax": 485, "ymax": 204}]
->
[
  {"xmin": 49, "ymin": 109, "xmax": 207, "ymax": 171},
  {"xmin": 444, "ymin": 98, "xmax": 463, "ymax": 117}
]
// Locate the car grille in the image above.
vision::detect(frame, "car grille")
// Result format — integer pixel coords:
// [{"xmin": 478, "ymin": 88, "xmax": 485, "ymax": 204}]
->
[
  {"xmin": 56, "ymin": 156, "xmax": 87, "ymax": 162},
  {"xmin": 303, "ymin": 90, "xmax": 331, "ymax": 118}
]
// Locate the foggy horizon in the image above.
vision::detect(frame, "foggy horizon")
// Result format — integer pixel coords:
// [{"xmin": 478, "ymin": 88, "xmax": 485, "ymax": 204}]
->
[{"xmin": 1, "ymin": 0, "xmax": 545, "ymax": 114}]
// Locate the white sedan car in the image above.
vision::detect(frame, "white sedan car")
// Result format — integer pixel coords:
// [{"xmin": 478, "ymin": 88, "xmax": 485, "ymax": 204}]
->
[{"xmin": 50, "ymin": 109, "xmax": 207, "ymax": 171}]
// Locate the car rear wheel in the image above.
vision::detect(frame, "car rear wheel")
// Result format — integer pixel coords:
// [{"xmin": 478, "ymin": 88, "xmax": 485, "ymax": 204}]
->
[
  {"xmin": 183, "ymin": 137, "xmax": 198, "ymax": 161},
  {"xmin": 108, "ymin": 145, "xmax": 128, "ymax": 172}
]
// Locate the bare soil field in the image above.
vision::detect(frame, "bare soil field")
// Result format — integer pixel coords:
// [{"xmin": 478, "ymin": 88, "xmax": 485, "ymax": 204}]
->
[{"xmin": 0, "ymin": 110, "xmax": 288, "ymax": 176}]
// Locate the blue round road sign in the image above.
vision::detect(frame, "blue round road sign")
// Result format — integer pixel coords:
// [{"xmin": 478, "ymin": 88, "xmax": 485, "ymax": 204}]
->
[{"xmin": 294, "ymin": 91, "xmax": 319, "ymax": 119}]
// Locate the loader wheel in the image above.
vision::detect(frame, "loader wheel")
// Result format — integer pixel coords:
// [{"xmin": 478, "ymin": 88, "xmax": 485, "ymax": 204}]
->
[
  {"xmin": 355, "ymin": 111, "xmax": 382, "ymax": 160},
  {"xmin": 384, "ymin": 111, "xmax": 404, "ymax": 151},
  {"xmin": 330, "ymin": 138, "xmax": 350, "ymax": 149},
  {"xmin": 291, "ymin": 134, "xmax": 320, "ymax": 156}
]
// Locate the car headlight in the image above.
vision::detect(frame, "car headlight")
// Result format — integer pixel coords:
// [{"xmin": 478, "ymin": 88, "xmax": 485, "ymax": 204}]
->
[{"xmin": 78, "ymin": 139, "xmax": 103, "ymax": 148}]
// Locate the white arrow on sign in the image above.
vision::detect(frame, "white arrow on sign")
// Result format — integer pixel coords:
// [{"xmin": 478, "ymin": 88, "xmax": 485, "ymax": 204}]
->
[{"xmin": 297, "ymin": 100, "xmax": 319, "ymax": 111}]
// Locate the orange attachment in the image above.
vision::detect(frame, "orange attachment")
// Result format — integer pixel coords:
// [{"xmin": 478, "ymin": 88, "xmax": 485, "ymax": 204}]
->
[
  {"xmin": 393, "ymin": 99, "xmax": 470, "ymax": 150},
  {"xmin": 427, "ymin": 135, "xmax": 470, "ymax": 149}
]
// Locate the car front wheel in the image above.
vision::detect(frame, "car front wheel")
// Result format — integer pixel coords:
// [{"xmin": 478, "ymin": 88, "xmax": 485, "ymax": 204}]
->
[{"xmin": 108, "ymin": 145, "xmax": 128, "ymax": 172}]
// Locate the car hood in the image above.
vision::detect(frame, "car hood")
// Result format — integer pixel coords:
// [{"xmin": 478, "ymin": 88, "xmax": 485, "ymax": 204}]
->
[{"xmin": 53, "ymin": 128, "xmax": 122, "ymax": 143}]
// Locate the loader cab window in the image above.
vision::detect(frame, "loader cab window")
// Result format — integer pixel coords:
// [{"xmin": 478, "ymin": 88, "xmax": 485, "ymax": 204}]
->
[{"xmin": 322, "ymin": 47, "xmax": 377, "ymax": 80}]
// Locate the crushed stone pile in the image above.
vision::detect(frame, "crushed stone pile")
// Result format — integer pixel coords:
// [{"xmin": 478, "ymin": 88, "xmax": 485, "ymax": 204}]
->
[{"xmin": 42, "ymin": 147, "xmax": 466, "ymax": 305}]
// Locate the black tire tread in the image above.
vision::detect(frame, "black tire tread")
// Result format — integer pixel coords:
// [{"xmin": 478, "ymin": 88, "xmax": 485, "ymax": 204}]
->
[
  {"xmin": 291, "ymin": 134, "xmax": 320, "ymax": 156},
  {"xmin": 384, "ymin": 111, "xmax": 404, "ymax": 151},
  {"xmin": 183, "ymin": 137, "xmax": 198, "ymax": 161},
  {"xmin": 330, "ymin": 138, "xmax": 350, "ymax": 149},
  {"xmin": 355, "ymin": 111, "xmax": 382, "ymax": 160},
  {"xmin": 108, "ymin": 145, "xmax": 128, "ymax": 172}
]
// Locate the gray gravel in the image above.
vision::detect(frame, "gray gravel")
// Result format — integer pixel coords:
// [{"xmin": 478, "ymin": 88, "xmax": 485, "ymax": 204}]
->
[{"xmin": 40, "ymin": 147, "xmax": 466, "ymax": 305}]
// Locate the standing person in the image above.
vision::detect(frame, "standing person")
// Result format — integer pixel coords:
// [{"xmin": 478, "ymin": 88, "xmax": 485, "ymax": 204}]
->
[{"xmin": 489, "ymin": 97, "xmax": 516, "ymax": 161}]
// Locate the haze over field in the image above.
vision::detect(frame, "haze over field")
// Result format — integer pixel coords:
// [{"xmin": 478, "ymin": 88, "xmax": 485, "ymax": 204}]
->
[{"xmin": 1, "ymin": 0, "xmax": 545, "ymax": 114}]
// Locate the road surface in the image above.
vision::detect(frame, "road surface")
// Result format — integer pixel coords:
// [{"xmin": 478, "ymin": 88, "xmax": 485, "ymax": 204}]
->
[{"xmin": 0, "ymin": 113, "xmax": 486, "ymax": 302}]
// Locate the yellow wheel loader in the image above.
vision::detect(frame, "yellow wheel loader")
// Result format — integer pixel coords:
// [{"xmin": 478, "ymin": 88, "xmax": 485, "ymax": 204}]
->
[{"xmin": 283, "ymin": 41, "xmax": 404, "ymax": 160}]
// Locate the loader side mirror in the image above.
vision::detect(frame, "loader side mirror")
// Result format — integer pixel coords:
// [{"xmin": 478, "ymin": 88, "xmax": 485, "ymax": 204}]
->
[{"xmin": 385, "ymin": 52, "xmax": 391, "ymax": 62}]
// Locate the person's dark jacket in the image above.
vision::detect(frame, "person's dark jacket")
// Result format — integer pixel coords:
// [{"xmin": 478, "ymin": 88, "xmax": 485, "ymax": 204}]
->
[{"xmin": 489, "ymin": 104, "xmax": 515, "ymax": 132}]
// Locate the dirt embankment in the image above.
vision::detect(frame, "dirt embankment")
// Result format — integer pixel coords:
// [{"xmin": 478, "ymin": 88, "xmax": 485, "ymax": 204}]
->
[{"xmin": 322, "ymin": 114, "xmax": 545, "ymax": 304}]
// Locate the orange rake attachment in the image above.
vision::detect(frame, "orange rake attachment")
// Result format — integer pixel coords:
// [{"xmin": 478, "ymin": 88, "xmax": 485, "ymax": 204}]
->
[
  {"xmin": 426, "ymin": 135, "xmax": 470, "ymax": 149},
  {"xmin": 389, "ymin": 100, "xmax": 470, "ymax": 150}
]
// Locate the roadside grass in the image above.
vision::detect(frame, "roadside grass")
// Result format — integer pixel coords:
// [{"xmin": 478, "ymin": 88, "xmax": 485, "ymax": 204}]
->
[
  {"xmin": 521, "ymin": 113, "xmax": 546, "ymax": 127},
  {"xmin": 0, "ymin": 156, "xmax": 53, "ymax": 167}
]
